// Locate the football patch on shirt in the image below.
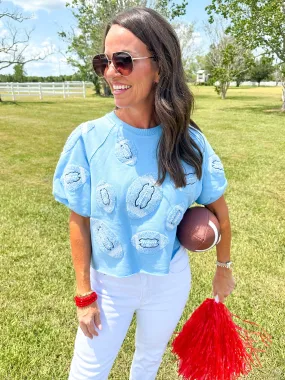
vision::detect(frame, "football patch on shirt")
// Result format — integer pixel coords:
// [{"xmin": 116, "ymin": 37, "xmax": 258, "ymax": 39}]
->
[
  {"xmin": 210, "ymin": 154, "xmax": 225, "ymax": 173},
  {"xmin": 61, "ymin": 164, "xmax": 89, "ymax": 192},
  {"xmin": 115, "ymin": 138, "xmax": 138, "ymax": 166},
  {"xmin": 91, "ymin": 218, "xmax": 124, "ymax": 259},
  {"xmin": 185, "ymin": 171, "xmax": 198, "ymax": 185},
  {"xmin": 131, "ymin": 231, "xmax": 169, "ymax": 254},
  {"xmin": 126, "ymin": 175, "xmax": 163, "ymax": 219},
  {"xmin": 95, "ymin": 181, "xmax": 116, "ymax": 213},
  {"xmin": 166, "ymin": 204, "xmax": 186, "ymax": 231}
]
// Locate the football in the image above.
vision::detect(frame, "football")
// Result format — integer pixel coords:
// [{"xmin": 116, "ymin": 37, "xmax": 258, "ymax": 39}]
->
[{"xmin": 176, "ymin": 206, "xmax": 221, "ymax": 252}]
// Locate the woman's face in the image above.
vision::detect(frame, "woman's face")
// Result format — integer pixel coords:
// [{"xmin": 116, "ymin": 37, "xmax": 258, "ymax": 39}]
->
[{"xmin": 104, "ymin": 24, "xmax": 159, "ymax": 111}]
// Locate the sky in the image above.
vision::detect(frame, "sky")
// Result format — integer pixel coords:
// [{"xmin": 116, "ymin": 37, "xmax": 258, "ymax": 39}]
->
[{"xmin": 0, "ymin": 0, "xmax": 212, "ymax": 76}]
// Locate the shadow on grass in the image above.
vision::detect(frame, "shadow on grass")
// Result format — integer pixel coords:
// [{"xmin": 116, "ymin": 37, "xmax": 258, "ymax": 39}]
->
[
  {"xmin": 225, "ymin": 104, "xmax": 284, "ymax": 115},
  {"xmin": 90, "ymin": 93, "xmax": 114, "ymax": 98},
  {"xmin": 222, "ymin": 95, "xmax": 272, "ymax": 101},
  {"xmin": 193, "ymin": 93, "xmax": 271, "ymax": 102},
  {"xmin": 0, "ymin": 100, "xmax": 57, "ymax": 106},
  {"xmin": 0, "ymin": 100, "xmax": 21, "ymax": 106}
]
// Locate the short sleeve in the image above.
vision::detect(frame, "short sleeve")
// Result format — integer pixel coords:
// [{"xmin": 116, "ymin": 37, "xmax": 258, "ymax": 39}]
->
[
  {"xmin": 195, "ymin": 133, "xmax": 228, "ymax": 205},
  {"xmin": 52, "ymin": 126, "xmax": 91, "ymax": 217}
]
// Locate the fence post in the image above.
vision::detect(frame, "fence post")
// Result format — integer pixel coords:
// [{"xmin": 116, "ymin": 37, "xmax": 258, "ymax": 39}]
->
[
  {"xmin": 11, "ymin": 82, "xmax": 15, "ymax": 101},
  {"xmin": 39, "ymin": 82, "xmax": 43, "ymax": 100},
  {"xmin": 83, "ymin": 81, "xmax": 86, "ymax": 98},
  {"xmin": 63, "ymin": 82, "xmax": 66, "ymax": 99}
]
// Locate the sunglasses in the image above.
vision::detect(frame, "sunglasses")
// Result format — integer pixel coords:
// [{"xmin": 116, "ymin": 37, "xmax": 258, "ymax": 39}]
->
[{"xmin": 92, "ymin": 51, "xmax": 155, "ymax": 77}]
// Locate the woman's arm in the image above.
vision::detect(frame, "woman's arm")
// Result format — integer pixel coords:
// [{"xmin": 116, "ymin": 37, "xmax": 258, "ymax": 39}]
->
[
  {"xmin": 69, "ymin": 211, "xmax": 102, "ymax": 338},
  {"xmin": 69, "ymin": 211, "xmax": 92, "ymax": 295},
  {"xmin": 205, "ymin": 195, "xmax": 231, "ymax": 263},
  {"xmin": 205, "ymin": 195, "xmax": 235, "ymax": 302}
]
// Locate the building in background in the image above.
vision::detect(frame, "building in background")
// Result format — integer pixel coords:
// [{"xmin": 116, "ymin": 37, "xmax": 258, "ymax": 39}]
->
[{"xmin": 196, "ymin": 70, "xmax": 209, "ymax": 83}]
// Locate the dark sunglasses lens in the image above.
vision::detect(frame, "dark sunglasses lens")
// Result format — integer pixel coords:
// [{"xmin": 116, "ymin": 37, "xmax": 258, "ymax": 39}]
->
[
  {"xmin": 93, "ymin": 54, "xmax": 108, "ymax": 77},
  {"xmin": 113, "ymin": 52, "xmax": 133, "ymax": 76}
]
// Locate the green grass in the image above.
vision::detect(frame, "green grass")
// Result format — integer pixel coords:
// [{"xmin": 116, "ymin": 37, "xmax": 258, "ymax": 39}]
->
[{"xmin": 0, "ymin": 86, "xmax": 284, "ymax": 379}]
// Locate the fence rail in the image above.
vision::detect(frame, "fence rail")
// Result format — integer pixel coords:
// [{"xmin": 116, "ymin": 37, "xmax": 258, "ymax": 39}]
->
[
  {"xmin": 0, "ymin": 81, "xmax": 93, "ymax": 100},
  {"xmin": 229, "ymin": 81, "xmax": 283, "ymax": 87}
]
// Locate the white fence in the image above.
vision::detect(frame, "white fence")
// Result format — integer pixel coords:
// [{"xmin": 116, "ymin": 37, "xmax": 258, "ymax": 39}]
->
[
  {"xmin": 229, "ymin": 81, "xmax": 283, "ymax": 87},
  {"xmin": 0, "ymin": 81, "xmax": 93, "ymax": 100}
]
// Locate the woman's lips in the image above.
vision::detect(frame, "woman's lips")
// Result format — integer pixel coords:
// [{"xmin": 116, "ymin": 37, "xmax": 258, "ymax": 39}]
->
[{"xmin": 113, "ymin": 87, "xmax": 131, "ymax": 95}]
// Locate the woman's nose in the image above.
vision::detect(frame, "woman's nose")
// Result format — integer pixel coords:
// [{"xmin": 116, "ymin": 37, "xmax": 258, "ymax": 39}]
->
[{"xmin": 105, "ymin": 62, "xmax": 120, "ymax": 78}]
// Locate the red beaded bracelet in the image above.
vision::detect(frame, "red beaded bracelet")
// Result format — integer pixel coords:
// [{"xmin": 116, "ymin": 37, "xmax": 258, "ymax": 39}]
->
[{"xmin": 74, "ymin": 291, "xmax": 98, "ymax": 308}]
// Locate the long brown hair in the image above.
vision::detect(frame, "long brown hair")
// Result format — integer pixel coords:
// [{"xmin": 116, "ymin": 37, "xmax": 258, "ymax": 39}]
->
[{"xmin": 104, "ymin": 7, "xmax": 203, "ymax": 188}]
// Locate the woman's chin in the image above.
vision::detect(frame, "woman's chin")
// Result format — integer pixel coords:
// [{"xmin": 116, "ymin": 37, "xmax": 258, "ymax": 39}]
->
[{"xmin": 114, "ymin": 100, "xmax": 130, "ymax": 109}]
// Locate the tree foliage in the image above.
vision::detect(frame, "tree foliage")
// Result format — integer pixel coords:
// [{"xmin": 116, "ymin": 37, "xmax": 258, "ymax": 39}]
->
[
  {"xmin": 249, "ymin": 57, "xmax": 275, "ymax": 85},
  {"xmin": 207, "ymin": 40, "xmax": 253, "ymax": 98},
  {"xmin": 206, "ymin": 0, "xmax": 285, "ymax": 108},
  {"xmin": 273, "ymin": 62, "xmax": 285, "ymax": 85},
  {"xmin": 0, "ymin": 72, "xmax": 84, "ymax": 82},
  {"xmin": 172, "ymin": 21, "xmax": 200, "ymax": 82},
  {"xmin": 206, "ymin": 0, "xmax": 285, "ymax": 62},
  {"xmin": 204, "ymin": 21, "xmax": 254, "ymax": 98},
  {"xmin": 13, "ymin": 62, "xmax": 26, "ymax": 82}
]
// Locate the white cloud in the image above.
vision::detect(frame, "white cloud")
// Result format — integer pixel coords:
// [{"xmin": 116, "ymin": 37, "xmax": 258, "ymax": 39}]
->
[
  {"xmin": 21, "ymin": 40, "xmax": 74, "ymax": 75},
  {"xmin": 8, "ymin": 0, "xmax": 67, "ymax": 12},
  {"xmin": 0, "ymin": 21, "xmax": 9, "ymax": 37},
  {"xmin": 20, "ymin": 38, "xmax": 57, "ymax": 60},
  {"xmin": 25, "ymin": 59, "xmax": 75, "ymax": 76},
  {"xmin": 0, "ymin": 29, "xmax": 8, "ymax": 37}
]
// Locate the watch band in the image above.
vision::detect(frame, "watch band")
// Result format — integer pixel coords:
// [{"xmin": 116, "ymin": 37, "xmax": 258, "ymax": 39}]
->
[{"xmin": 216, "ymin": 261, "xmax": 233, "ymax": 269}]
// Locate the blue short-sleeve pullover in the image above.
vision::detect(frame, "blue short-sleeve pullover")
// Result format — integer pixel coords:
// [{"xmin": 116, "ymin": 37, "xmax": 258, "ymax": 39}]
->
[{"xmin": 52, "ymin": 111, "xmax": 228, "ymax": 277}]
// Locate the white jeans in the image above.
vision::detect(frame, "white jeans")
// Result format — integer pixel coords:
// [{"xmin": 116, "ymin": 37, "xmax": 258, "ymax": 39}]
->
[{"xmin": 69, "ymin": 246, "xmax": 191, "ymax": 380}]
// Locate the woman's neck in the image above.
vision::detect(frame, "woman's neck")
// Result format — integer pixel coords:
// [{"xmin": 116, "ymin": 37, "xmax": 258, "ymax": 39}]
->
[{"xmin": 115, "ymin": 106, "xmax": 158, "ymax": 129}]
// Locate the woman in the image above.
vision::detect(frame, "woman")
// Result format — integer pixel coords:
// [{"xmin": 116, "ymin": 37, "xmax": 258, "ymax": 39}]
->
[{"xmin": 53, "ymin": 7, "xmax": 235, "ymax": 380}]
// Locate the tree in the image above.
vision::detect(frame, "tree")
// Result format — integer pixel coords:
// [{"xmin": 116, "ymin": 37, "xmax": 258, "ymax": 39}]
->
[
  {"xmin": 0, "ymin": 1, "xmax": 50, "ymax": 71},
  {"xmin": 234, "ymin": 71, "xmax": 248, "ymax": 87},
  {"xmin": 150, "ymin": 0, "xmax": 188, "ymax": 21},
  {"xmin": 273, "ymin": 62, "xmax": 285, "ymax": 86},
  {"xmin": 206, "ymin": 0, "xmax": 285, "ymax": 110},
  {"xmin": 13, "ymin": 62, "xmax": 26, "ymax": 82},
  {"xmin": 0, "ymin": 0, "xmax": 51, "ymax": 100},
  {"xmin": 249, "ymin": 57, "xmax": 274, "ymax": 86},
  {"xmin": 172, "ymin": 21, "xmax": 200, "ymax": 82},
  {"xmin": 60, "ymin": 0, "xmax": 189, "ymax": 95},
  {"xmin": 204, "ymin": 21, "xmax": 254, "ymax": 99}
]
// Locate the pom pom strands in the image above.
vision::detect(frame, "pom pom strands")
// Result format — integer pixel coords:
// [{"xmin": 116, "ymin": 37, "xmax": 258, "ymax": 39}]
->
[{"xmin": 172, "ymin": 298, "xmax": 271, "ymax": 380}]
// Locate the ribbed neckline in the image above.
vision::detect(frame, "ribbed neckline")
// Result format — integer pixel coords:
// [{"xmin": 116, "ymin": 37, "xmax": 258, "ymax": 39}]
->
[{"xmin": 107, "ymin": 110, "xmax": 162, "ymax": 136}]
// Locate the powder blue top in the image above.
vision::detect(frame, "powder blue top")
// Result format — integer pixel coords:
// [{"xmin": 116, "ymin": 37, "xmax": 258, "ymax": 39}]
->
[{"xmin": 52, "ymin": 111, "xmax": 228, "ymax": 277}]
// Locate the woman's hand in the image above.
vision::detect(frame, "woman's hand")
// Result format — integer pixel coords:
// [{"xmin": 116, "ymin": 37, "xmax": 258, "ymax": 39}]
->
[
  {"xmin": 77, "ymin": 301, "xmax": 102, "ymax": 339},
  {"xmin": 212, "ymin": 267, "xmax": 235, "ymax": 303}
]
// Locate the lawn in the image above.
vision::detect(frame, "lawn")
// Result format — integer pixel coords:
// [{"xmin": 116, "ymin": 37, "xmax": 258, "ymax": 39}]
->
[{"xmin": 0, "ymin": 86, "xmax": 284, "ymax": 379}]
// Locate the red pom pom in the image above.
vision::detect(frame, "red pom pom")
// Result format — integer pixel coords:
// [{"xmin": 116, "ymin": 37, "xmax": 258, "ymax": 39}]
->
[{"xmin": 172, "ymin": 298, "xmax": 271, "ymax": 380}]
